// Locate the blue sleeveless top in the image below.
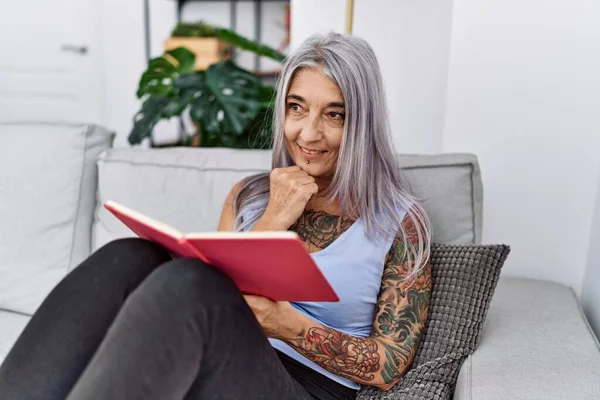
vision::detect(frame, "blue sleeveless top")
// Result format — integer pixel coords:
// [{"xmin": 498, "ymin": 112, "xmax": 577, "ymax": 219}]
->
[{"xmin": 240, "ymin": 207, "xmax": 404, "ymax": 389}]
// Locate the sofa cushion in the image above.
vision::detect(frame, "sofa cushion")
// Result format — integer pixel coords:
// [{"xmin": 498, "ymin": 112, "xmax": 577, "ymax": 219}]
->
[
  {"xmin": 399, "ymin": 154, "xmax": 482, "ymax": 244},
  {"xmin": 93, "ymin": 149, "xmax": 482, "ymax": 250},
  {"xmin": 0, "ymin": 122, "xmax": 114, "ymax": 315},
  {"xmin": 93, "ymin": 148, "xmax": 271, "ymax": 250},
  {"xmin": 454, "ymin": 277, "xmax": 600, "ymax": 400},
  {"xmin": 357, "ymin": 244, "xmax": 510, "ymax": 400},
  {"xmin": 0, "ymin": 310, "xmax": 29, "ymax": 364}
]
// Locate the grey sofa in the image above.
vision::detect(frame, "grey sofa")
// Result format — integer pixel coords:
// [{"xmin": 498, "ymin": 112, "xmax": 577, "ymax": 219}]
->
[{"xmin": 1, "ymin": 122, "xmax": 599, "ymax": 399}]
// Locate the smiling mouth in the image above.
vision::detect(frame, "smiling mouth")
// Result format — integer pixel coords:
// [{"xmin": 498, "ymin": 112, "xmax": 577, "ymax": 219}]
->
[{"xmin": 297, "ymin": 143, "xmax": 327, "ymax": 155}]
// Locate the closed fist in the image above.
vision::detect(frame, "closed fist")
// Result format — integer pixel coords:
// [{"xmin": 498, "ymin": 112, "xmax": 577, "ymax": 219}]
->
[{"xmin": 264, "ymin": 166, "xmax": 318, "ymax": 229}]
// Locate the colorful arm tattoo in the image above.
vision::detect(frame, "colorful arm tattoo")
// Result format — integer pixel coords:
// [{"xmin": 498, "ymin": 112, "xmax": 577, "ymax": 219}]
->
[{"xmin": 285, "ymin": 213, "xmax": 432, "ymax": 389}]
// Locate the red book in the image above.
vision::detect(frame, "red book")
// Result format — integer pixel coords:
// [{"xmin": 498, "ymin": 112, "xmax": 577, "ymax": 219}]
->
[{"xmin": 103, "ymin": 200, "xmax": 339, "ymax": 302}]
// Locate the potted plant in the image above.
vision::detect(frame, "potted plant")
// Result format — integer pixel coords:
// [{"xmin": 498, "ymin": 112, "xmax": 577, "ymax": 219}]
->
[{"xmin": 129, "ymin": 25, "xmax": 285, "ymax": 149}]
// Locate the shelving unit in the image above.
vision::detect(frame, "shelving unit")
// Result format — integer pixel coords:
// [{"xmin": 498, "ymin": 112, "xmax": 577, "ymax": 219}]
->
[{"xmin": 180, "ymin": 0, "xmax": 289, "ymax": 75}]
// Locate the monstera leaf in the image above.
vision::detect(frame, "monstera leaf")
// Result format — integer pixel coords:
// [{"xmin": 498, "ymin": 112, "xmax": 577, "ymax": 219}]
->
[
  {"xmin": 129, "ymin": 96, "xmax": 171, "ymax": 145},
  {"xmin": 130, "ymin": 47, "xmax": 198, "ymax": 144},
  {"xmin": 136, "ymin": 47, "xmax": 196, "ymax": 98},
  {"xmin": 218, "ymin": 28, "xmax": 286, "ymax": 62},
  {"xmin": 186, "ymin": 60, "xmax": 262, "ymax": 144}
]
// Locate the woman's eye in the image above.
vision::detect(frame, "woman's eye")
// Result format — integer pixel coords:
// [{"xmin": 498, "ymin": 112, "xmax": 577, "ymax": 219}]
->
[
  {"xmin": 288, "ymin": 103, "xmax": 301, "ymax": 112},
  {"xmin": 329, "ymin": 112, "xmax": 344, "ymax": 120}
]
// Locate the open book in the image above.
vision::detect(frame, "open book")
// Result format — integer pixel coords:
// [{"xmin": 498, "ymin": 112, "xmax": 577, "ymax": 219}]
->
[{"xmin": 104, "ymin": 200, "xmax": 339, "ymax": 302}]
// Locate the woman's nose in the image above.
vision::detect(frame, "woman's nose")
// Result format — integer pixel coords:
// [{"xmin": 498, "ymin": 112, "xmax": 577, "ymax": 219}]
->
[{"xmin": 300, "ymin": 117, "xmax": 322, "ymax": 142}]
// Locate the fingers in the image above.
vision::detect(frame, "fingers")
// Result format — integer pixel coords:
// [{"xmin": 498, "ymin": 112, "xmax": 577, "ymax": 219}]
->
[
  {"xmin": 300, "ymin": 182, "xmax": 319, "ymax": 202},
  {"xmin": 294, "ymin": 175, "xmax": 316, "ymax": 185},
  {"xmin": 269, "ymin": 166, "xmax": 318, "ymax": 204},
  {"xmin": 272, "ymin": 166, "xmax": 302, "ymax": 177}
]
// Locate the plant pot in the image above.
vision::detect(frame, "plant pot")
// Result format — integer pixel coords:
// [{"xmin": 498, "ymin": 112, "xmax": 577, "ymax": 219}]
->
[{"xmin": 164, "ymin": 37, "xmax": 228, "ymax": 71}]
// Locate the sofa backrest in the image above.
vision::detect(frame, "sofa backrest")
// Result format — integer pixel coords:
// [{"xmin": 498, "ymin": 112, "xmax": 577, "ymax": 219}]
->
[
  {"xmin": 93, "ymin": 148, "xmax": 482, "ymax": 251},
  {"xmin": 0, "ymin": 122, "xmax": 114, "ymax": 315}
]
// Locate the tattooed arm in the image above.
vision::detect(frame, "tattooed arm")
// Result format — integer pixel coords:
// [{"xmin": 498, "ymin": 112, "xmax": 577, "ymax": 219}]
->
[{"xmin": 278, "ymin": 213, "xmax": 431, "ymax": 390}]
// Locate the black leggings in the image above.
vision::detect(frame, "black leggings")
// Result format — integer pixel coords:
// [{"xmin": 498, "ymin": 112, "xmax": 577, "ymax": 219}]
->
[{"xmin": 0, "ymin": 238, "xmax": 357, "ymax": 400}]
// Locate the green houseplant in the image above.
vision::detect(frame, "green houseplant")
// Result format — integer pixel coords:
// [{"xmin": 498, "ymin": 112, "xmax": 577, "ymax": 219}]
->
[
  {"xmin": 129, "ymin": 23, "xmax": 286, "ymax": 149},
  {"xmin": 170, "ymin": 21, "xmax": 219, "ymax": 38}
]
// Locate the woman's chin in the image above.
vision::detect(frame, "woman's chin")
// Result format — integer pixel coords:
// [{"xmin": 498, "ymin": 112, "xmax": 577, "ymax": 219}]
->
[
  {"xmin": 296, "ymin": 161, "xmax": 331, "ymax": 178},
  {"xmin": 296, "ymin": 161, "xmax": 314, "ymax": 173}
]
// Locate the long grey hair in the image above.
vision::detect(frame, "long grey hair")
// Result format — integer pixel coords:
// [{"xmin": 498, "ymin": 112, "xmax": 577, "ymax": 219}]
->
[{"xmin": 233, "ymin": 32, "xmax": 431, "ymax": 278}]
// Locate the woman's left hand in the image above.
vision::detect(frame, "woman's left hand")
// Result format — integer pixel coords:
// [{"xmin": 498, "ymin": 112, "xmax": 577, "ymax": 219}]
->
[{"xmin": 243, "ymin": 295, "xmax": 295, "ymax": 338}]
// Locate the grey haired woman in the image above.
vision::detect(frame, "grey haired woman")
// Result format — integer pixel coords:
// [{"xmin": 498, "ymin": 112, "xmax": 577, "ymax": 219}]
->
[{"xmin": 0, "ymin": 32, "xmax": 432, "ymax": 400}]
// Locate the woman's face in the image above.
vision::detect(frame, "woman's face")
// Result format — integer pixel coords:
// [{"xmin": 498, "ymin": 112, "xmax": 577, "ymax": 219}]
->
[{"xmin": 284, "ymin": 68, "xmax": 345, "ymax": 178}]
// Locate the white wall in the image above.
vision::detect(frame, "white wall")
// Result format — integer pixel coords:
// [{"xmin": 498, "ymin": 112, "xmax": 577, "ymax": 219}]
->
[
  {"xmin": 291, "ymin": 0, "xmax": 600, "ymax": 295},
  {"xmin": 98, "ymin": 0, "xmax": 148, "ymax": 148},
  {"xmin": 290, "ymin": 0, "xmax": 346, "ymax": 49},
  {"xmin": 443, "ymin": 0, "xmax": 600, "ymax": 294},
  {"xmin": 291, "ymin": 0, "xmax": 454, "ymax": 154},
  {"xmin": 353, "ymin": 0, "xmax": 453, "ymax": 154},
  {"xmin": 582, "ymin": 168, "xmax": 600, "ymax": 337}
]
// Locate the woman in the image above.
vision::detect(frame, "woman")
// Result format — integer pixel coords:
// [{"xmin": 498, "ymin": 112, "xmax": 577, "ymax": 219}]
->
[{"xmin": 0, "ymin": 32, "xmax": 432, "ymax": 400}]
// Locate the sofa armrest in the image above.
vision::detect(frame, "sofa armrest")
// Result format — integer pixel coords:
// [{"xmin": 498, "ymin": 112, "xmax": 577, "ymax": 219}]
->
[{"xmin": 452, "ymin": 277, "xmax": 600, "ymax": 400}]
